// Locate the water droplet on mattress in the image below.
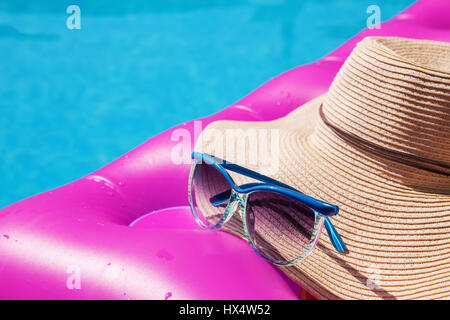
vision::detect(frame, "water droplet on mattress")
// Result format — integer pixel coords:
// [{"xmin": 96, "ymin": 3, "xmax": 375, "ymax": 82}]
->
[{"xmin": 156, "ymin": 249, "xmax": 174, "ymax": 261}]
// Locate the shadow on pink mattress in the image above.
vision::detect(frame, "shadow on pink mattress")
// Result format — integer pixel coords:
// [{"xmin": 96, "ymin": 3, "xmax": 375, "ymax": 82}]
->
[{"xmin": 0, "ymin": 0, "xmax": 449, "ymax": 299}]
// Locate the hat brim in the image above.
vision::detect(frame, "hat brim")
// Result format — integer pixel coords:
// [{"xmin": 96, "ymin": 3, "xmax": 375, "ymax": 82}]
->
[{"xmin": 195, "ymin": 95, "xmax": 450, "ymax": 300}]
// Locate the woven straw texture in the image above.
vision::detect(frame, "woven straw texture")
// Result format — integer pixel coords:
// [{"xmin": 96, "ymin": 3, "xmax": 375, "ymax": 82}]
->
[{"xmin": 195, "ymin": 37, "xmax": 450, "ymax": 300}]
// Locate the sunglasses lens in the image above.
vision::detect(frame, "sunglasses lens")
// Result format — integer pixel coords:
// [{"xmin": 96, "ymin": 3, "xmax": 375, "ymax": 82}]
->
[
  {"xmin": 190, "ymin": 162, "xmax": 231, "ymax": 228},
  {"xmin": 246, "ymin": 191, "xmax": 318, "ymax": 264}
]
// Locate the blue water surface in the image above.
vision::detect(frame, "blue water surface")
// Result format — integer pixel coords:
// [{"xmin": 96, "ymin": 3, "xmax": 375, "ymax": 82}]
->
[{"xmin": 0, "ymin": 0, "xmax": 415, "ymax": 208}]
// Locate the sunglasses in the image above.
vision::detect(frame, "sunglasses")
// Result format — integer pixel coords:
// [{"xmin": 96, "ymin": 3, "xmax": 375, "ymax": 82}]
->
[{"xmin": 188, "ymin": 152, "xmax": 346, "ymax": 266}]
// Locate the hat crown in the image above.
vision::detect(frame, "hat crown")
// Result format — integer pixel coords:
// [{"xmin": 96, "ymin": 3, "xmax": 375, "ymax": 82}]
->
[{"xmin": 321, "ymin": 37, "xmax": 450, "ymax": 181}]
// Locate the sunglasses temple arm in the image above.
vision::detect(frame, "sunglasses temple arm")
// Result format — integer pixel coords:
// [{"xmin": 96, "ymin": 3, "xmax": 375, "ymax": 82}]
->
[
  {"xmin": 196, "ymin": 153, "xmax": 338, "ymax": 213},
  {"xmin": 220, "ymin": 161, "xmax": 338, "ymax": 215},
  {"xmin": 323, "ymin": 216, "xmax": 347, "ymax": 253},
  {"xmin": 209, "ymin": 183, "xmax": 266, "ymax": 206},
  {"xmin": 209, "ymin": 190, "xmax": 231, "ymax": 206},
  {"xmin": 221, "ymin": 162, "xmax": 297, "ymax": 192}
]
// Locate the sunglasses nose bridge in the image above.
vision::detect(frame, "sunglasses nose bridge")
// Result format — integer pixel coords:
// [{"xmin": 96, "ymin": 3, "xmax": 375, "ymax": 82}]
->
[
  {"xmin": 223, "ymin": 191, "xmax": 245, "ymax": 224},
  {"xmin": 237, "ymin": 193, "xmax": 248, "ymax": 220}
]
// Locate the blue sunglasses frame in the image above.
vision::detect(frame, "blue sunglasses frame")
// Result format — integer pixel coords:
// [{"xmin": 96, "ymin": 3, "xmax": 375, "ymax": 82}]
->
[{"xmin": 189, "ymin": 152, "xmax": 346, "ymax": 265}]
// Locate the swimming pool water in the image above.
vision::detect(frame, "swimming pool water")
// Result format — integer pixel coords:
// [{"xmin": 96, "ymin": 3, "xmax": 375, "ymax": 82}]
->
[{"xmin": 0, "ymin": 0, "xmax": 415, "ymax": 208}]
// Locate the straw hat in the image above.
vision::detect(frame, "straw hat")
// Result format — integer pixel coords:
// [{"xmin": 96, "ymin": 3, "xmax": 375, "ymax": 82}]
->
[{"xmin": 194, "ymin": 37, "xmax": 450, "ymax": 300}]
